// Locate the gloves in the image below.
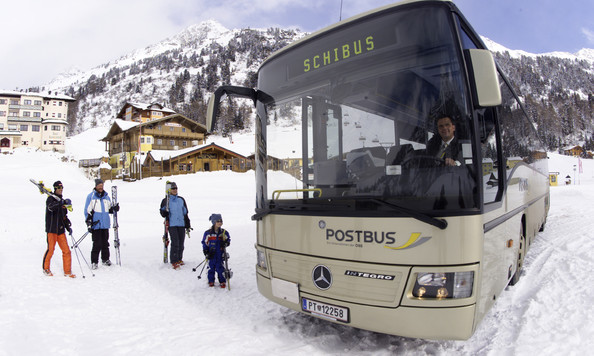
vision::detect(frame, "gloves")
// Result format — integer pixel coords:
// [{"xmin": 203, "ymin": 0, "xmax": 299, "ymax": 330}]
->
[
  {"xmin": 64, "ymin": 218, "xmax": 72, "ymax": 235},
  {"xmin": 224, "ymin": 240, "xmax": 230, "ymax": 247},
  {"xmin": 109, "ymin": 203, "xmax": 120, "ymax": 213},
  {"xmin": 86, "ymin": 214, "xmax": 94, "ymax": 232},
  {"xmin": 203, "ymin": 249, "xmax": 208, "ymax": 257},
  {"xmin": 63, "ymin": 198, "xmax": 73, "ymax": 212}
]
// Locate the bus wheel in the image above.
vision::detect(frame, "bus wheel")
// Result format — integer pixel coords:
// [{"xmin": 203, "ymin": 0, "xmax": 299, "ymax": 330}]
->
[{"xmin": 509, "ymin": 224, "xmax": 525, "ymax": 286}]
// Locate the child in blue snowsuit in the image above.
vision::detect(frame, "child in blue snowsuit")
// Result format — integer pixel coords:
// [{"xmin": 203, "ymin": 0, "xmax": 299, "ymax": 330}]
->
[{"xmin": 202, "ymin": 213, "xmax": 230, "ymax": 288}]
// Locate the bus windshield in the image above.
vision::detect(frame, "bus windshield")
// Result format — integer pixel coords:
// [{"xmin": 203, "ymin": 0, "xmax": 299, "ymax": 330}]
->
[{"xmin": 258, "ymin": 4, "xmax": 478, "ymax": 213}]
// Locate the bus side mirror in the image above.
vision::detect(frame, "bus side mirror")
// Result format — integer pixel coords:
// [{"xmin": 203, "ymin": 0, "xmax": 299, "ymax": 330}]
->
[
  {"xmin": 206, "ymin": 86, "xmax": 258, "ymax": 133},
  {"xmin": 465, "ymin": 49, "xmax": 502, "ymax": 108}
]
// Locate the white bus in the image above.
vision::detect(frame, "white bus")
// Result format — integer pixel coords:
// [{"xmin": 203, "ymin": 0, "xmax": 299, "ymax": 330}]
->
[{"xmin": 207, "ymin": 0, "xmax": 549, "ymax": 340}]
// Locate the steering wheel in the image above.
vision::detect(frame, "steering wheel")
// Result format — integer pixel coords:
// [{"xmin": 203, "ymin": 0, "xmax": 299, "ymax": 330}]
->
[{"xmin": 401, "ymin": 155, "xmax": 444, "ymax": 169}]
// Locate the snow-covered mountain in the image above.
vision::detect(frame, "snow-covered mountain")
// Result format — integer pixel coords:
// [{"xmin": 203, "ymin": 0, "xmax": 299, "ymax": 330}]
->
[
  {"xmin": 30, "ymin": 20, "xmax": 594, "ymax": 150},
  {"xmin": 481, "ymin": 36, "xmax": 594, "ymax": 64},
  {"xmin": 38, "ymin": 20, "xmax": 303, "ymax": 134}
]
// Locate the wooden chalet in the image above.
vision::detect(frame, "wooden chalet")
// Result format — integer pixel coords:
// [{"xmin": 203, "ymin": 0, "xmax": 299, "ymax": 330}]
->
[
  {"xmin": 117, "ymin": 102, "xmax": 176, "ymax": 123},
  {"xmin": 562, "ymin": 145, "xmax": 584, "ymax": 157},
  {"xmin": 143, "ymin": 142, "xmax": 251, "ymax": 176},
  {"xmin": 101, "ymin": 114, "xmax": 208, "ymax": 178}
]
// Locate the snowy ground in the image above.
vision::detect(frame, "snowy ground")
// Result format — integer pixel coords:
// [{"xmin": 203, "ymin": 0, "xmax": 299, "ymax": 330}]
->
[{"xmin": 0, "ymin": 130, "xmax": 593, "ymax": 355}]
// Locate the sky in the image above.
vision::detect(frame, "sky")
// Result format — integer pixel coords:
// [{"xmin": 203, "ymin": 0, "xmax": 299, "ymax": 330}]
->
[{"xmin": 1, "ymin": 0, "xmax": 592, "ymax": 90}]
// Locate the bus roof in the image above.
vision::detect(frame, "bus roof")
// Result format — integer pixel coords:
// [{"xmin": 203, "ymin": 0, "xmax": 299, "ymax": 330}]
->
[{"xmin": 260, "ymin": 0, "xmax": 455, "ymax": 69}]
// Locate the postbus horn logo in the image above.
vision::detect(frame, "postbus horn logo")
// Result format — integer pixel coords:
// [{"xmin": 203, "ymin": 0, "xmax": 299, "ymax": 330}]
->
[{"xmin": 312, "ymin": 265, "xmax": 332, "ymax": 290}]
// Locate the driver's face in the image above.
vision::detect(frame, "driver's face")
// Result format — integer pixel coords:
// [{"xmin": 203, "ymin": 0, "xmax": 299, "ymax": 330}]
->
[{"xmin": 437, "ymin": 117, "xmax": 455, "ymax": 142}]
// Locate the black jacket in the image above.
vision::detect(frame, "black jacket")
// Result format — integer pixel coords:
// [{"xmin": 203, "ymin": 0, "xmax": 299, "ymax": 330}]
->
[
  {"xmin": 45, "ymin": 195, "xmax": 71, "ymax": 234},
  {"xmin": 425, "ymin": 136, "xmax": 463, "ymax": 164}
]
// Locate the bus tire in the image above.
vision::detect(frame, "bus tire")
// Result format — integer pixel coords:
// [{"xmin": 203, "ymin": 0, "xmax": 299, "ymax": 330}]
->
[{"xmin": 509, "ymin": 223, "xmax": 526, "ymax": 286}]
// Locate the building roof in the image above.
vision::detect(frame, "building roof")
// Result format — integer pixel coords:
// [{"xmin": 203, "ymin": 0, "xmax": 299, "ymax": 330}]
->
[
  {"xmin": 116, "ymin": 102, "xmax": 176, "ymax": 119},
  {"xmin": 147, "ymin": 142, "xmax": 246, "ymax": 162},
  {"xmin": 0, "ymin": 90, "xmax": 75, "ymax": 101},
  {"xmin": 101, "ymin": 114, "xmax": 207, "ymax": 142}
]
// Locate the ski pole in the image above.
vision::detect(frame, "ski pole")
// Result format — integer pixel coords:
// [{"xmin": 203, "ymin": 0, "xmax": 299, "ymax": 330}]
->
[
  {"xmin": 192, "ymin": 257, "xmax": 207, "ymax": 272},
  {"xmin": 69, "ymin": 231, "xmax": 86, "ymax": 279},
  {"xmin": 72, "ymin": 230, "xmax": 90, "ymax": 249},
  {"xmin": 197, "ymin": 258, "xmax": 208, "ymax": 279},
  {"xmin": 69, "ymin": 231, "xmax": 95, "ymax": 277},
  {"xmin": 72, "ymin": 220, "xmax": 99, "ymax": 248}
]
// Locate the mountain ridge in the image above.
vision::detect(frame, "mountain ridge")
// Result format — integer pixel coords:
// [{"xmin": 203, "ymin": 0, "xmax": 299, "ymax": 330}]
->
[{"xmin": 27, "ymin": 19, "xmax": 594, "ymax": 150}]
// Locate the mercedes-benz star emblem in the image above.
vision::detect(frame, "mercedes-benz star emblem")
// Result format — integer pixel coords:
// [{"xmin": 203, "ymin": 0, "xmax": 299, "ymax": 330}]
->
[{"xmin": 312, "ymin": 265, "xmax": 332, "ymax": 290}]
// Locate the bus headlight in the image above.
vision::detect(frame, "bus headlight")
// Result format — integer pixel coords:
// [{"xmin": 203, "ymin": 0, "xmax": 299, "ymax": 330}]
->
[
  {"xmin": 256, "ymin": 249, "xmax": 267, "ymax": 270},
  {"xmin": 412, "ymin": 271, "xmax": 474, "ymax": 299}
]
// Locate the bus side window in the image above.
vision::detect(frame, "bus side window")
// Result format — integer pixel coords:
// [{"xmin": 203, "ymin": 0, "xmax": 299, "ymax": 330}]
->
[{"xmin": 478, "ymin": 107, "xmax": 500, "ymax": 203}]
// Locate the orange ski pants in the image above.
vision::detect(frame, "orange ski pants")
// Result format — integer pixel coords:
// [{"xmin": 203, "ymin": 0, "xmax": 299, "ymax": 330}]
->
[{"xmin": 43, "ymin": 233, "xmax": 72, "ymax": 274}]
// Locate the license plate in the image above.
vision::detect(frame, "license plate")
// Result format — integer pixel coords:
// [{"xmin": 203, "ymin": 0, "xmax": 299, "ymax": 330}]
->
[{"xmin": 301, "ymin": 298, "xmax": 349, "ymax": 323}]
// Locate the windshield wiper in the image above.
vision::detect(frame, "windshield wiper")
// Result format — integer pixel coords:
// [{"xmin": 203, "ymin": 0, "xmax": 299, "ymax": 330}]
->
[{"xmin": 371, "ymin": 198, "xmax": 448, "ymax": 230}]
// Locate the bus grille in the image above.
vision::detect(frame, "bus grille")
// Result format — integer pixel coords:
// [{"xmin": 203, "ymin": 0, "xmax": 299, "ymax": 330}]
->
[{"xmin": 269, "ymin": 251, "xmax": 409, "ymax": 307}]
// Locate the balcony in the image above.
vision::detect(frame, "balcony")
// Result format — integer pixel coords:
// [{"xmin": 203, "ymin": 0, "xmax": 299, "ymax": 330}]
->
[
  {"xmin": 9, "ymin": 104, "xmax": 43, "ymax": 111},
  {"xmin": 7, "ymin": 116, "xmax": 42, "ymax": 122},
  {"xmin": 142, "ymin": 128, "xmax": 204, "ymax": 139}
]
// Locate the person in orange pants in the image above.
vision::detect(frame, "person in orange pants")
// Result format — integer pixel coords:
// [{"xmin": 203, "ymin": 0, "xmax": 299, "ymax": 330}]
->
[{"xmin": 43, "ymin": 181, "xmax": 75, "ymax": 278}]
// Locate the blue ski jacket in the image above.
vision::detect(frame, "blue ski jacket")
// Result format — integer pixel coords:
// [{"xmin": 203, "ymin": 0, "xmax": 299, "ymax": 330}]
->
[
  {"xmin": 159, "ymin": 195, "xmax": 190, "ymax": 228},
  {"xmin": 84, "ymin": 189, "xmax": 113, "ymax": 230},
  {"xmin": 202, "ymin": 228, "xmax": 230, "ymax": 260}
]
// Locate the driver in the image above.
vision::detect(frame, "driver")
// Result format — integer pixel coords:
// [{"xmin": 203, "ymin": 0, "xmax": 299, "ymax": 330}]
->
[{"xmin": 426, "ymin": 115, "xmax": 463, "ymax": 167}]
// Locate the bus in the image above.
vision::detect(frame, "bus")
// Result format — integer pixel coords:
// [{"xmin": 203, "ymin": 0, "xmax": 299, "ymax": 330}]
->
[{"xmin": 206, "ymin": 0, "xmax": 549, "ymax": 340}]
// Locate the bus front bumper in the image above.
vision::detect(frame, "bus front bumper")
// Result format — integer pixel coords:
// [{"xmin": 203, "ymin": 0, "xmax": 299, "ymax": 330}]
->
[{"xmin": 256, "ymin": 272, "xmax": 477, "ymax": 340}]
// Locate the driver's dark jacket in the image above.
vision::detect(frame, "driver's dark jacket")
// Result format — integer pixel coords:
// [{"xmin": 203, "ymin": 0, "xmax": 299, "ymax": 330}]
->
[{"xmin": 425, "ymin": 136, "xmax": 463, "ymax": 164}]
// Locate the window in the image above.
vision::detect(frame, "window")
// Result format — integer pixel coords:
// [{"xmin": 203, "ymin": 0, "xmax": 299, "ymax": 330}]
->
[
  {"xmin": 182, "ymin": 141, "xmax": 187, "ymax": 147},
  {"xmin": 170, "ymin": 126, "xmax": 174, "ymax": 131},
  {"xmin": 8, "ymin": 124, "xmax": 18, "ymax": 131},
  {"xmin": 58, "ymin": 113, "xmax": 62, "ymax": 118},
  {"xmin": 169, "ymin": 140, "xmax": 175, "ymax": 146},
  {"xmin": 140, "ymin": 137, "xmax": 145, "ymax": 144},
  {"xmin": 24, "ymin": 100, "xmax": 32, "ymax": 105},
  {"xmin": 10, "ymin": 99, "xmax": 18, "ymax": 105},
  {"xmin": 9, "ymin": 111, "xmax": 18, "ymax": 117},
  {"xmin": 23, "ymin": 111, "xmax": 31, "ymax": 117},
  {"xmin": 157, "ymin": 139, "xmax": 163, "ymax": 145},
  {"xmin": 34, "ymin": 100, "xmax": 42, "ymax": 105},
  {"xmin": 44, "ymin": 126, "xmax": 48, "ymax": 131},
  {"xmin": 33, "ymin": 112, "xmax": 41, "ymax": 117},
  {"xmin": 59, "ymin": 102, "xmax": 63, "ymax": 106},
  {"xmin": 20, "ymin": 125, "xmax": 28, "ymax": 131},
  {"xmin": 0, "ymin": 111, "xmax": 5, "ymax": 116},
  {"xmin": 51, "ymin": 125, "xmax": 61, "ymax": 131},
  {"xmin": 0, "ymin": 123, "xmax": 4, "ymax": 130},
  {"xmin": 0, "ymin": 99, "xmax": 6, "ymax": 104},
  {"xmin": 32, "ymin": 125, "xmax": 40, "ymax": 132},
  {"xmin": 182, "ymin": 128, "xmax": 186, "ymax": 132}
]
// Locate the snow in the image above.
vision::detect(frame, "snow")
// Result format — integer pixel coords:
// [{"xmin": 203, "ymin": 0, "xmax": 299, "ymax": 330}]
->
[
  {"xmin": 1, "ymin": 128, "xmax": 594, "ymax": 355},
  {"xmin": 481, "ymin": 36, "xmax": 594, "ymax": 64}
]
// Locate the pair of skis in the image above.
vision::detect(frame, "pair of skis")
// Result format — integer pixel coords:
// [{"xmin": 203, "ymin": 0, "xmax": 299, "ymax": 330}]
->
[
  {"xmin": 111, "ymin": 186, "xmax": 121, "ymax": 266},
  {"xmin": 163, "ymin": 181, "xmax": 172, "ymax": 264},
  {"xmin": 221, "ymin": 235, "xmax": 232, "ymax": 291}
]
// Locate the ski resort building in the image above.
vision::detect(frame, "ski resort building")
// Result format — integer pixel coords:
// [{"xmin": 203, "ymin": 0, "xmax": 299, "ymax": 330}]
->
[
  {"xmin": 0, "ymin": 90, "xmax": 75, "ymax": 153},
  {"xmin": 116, "ymin": 102, "xmax": 176, "ymax": 123},
  {"xmin": 101, "ymin": 113, "xmax": 209, "ymax": 179},
  {"xmin": 143, "ymin": 142, "xmax": 251, "ymax": 176}
]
